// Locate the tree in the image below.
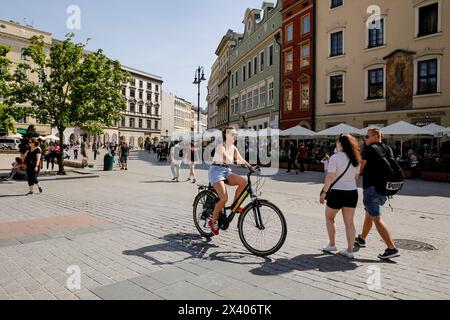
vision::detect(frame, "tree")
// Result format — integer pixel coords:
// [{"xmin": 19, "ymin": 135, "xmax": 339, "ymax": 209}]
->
[
  {"xmin": 18, "ymin": 125, "xmax": 39, "ymax": 154},
  {"xmin": 14, "ymin": 34, "xmax": 130, "ymax": 174}
]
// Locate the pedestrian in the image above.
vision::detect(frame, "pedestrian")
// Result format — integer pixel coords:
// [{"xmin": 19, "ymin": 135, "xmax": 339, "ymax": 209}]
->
[
  {"xmin": 286, "ymin": 141, "xmax": 298, "ymax": 174},
  {"xmin": 355, "ymin": 128, "xmax": 400, "ymax": 260},
  {"xmin": 46, "ymin": 142, "xmax": 55, "ymax": 171},
  {"xmin": 73, "ymin": 142, "xmax": 79, "ymax": 160},
  {"xmin": 169, "ymin": 141, "xmax": 182, "ymax": 182},
  {"xmin": 297, "ymin": 143, "xmax": 308, "ymax": 173},
  {"xmin": 93, "ymin": 141, "xmax": 98, "ymax": 161},
  {"xmin": 321, "ymin": 153, "xmax": 330, "ymax": 174},
  {"xmin": 24, "ymin": 138, "xmax": 43, "ymax": 195},
  {"xmin": 81, "ymin": 139, "xmax": 87, "ymax": 159},
  {"xmin": 187, "ymin": 142, "xmax": 198, "ymax": 184},
  {"xmin": 320, "ymin": 134, "xmax": 361, "ymax": 259},
  {"xmin": 2, "ymin": 157, "xmax": 27, "ymax": 181},
  {"xmin": 119, "ymin": 141, "xmax": 130, "ymax": 170}
]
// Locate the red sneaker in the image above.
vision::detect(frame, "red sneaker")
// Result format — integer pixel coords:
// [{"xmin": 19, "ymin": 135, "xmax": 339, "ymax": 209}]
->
[
  {"xmin": 236, "ymin": 207, "xmax": 245, "ymax": 213},
  {"xmin": 208, "ymin": 220, "xmax": 219, "ymax": 236}
]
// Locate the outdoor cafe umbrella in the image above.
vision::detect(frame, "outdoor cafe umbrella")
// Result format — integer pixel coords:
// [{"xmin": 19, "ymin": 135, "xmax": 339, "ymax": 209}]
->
[
  {"xmin": 280, "ymin": 125, "xmax": 316, "ymax": 138},
  {"xmin": 423, "ymin": 123, "xmax": 448, "ymax": 138},
  {"xmin": 44, "ymin": 134, "xmax": 60, "ymax": 142},
  {"xmin": 316, "ymin": 123, "xmax": 362, "ymax": 137},
  {"xmin": 381, "ymin": 121, "xmax": 433, "ymax": 157},
  {"xmin": 7, "ymin": 133, "xmax": 22, "ymax": 139}
]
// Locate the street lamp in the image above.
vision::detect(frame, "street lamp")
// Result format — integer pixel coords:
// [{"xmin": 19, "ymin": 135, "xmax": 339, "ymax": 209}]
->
[{"xmin": 193, "ymin": 66, "xmax": 207, "ymax": 134}]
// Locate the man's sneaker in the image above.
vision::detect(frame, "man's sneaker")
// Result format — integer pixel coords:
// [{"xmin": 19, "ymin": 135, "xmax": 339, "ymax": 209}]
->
[
  {"xmin": 378, "ymin": 248, "xmax": 400, "ymax": 260},
  {"xmin": 192, "ymin": 179, "xmax": 196, "ymax": 184},
  {"xmin": 38, "ymin": 187, "xmax": 43, "ymax": 194},
  {"xmin": 355, "ymin": 235, "xmax": 366, "ymax": 248},
  {"xmin": 208, "ymin": 220, "xmax": 219, "ymax": 236},
  {"xmin": 322, "ymin": 245, "xmax": 338, "ymax": 253},
  {"xmin": 339, "ymin": 250, "xmax": 355, "ymax": 259}
]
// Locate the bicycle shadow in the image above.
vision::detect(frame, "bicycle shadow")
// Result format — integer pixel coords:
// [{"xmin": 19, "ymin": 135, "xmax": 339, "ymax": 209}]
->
[
  {"xmin": 123, "ymin": 233, "xmax": 221, "ymax": 266},
  {"xmin": 249, "ymin": 252, "xmax": 394, "ymax": 276}
]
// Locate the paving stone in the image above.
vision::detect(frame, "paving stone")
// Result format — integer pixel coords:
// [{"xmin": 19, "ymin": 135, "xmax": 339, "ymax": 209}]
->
[
  {"xmin": 146, "ymin": 267, "xmax": 197, "ymax": 285},
  {"xmin": 91, "ymin": 280, "xmax": 155, "ymax": 300},
  {"xmin": 128, "ymin": 275, "xmax": 167, "ymax": 292},
  {"xmin": 153, "ymin": 281, "xmax": 222, "ymax": 300}
]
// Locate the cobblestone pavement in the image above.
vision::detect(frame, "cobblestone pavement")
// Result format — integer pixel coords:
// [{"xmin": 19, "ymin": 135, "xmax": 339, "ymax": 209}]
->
[{"xmin": 1, "ymin": 151, "xmax": 449, "ymax": 300}]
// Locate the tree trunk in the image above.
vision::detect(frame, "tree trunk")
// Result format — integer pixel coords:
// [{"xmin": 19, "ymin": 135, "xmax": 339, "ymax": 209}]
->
[{"xmin": 57, "ymin": 127, "xmax": 66, "ymax": 175}]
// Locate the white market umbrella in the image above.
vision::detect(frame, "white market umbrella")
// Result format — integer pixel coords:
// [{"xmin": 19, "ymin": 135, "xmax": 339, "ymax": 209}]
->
[
  {"xmin": 281, "ymin": 125, "xmax": 316, "ymax": 138},
  {"xmin": 316, "ymin": 123, "xmax": 362, "ymax": 137},
  {"xmin": 44, "ymin": 134, "xmax": 60, "ymax": 141},
  {"xmin": 7, "ymin": 133, "xmax": 22, "ymax": 139},
  {"xmin": 382, "ymin": 121, "xmax": 433, "ymax": 158},
  {"xmin": 423, "ymin": 123, "xmax": 448, "ymax": 138}
]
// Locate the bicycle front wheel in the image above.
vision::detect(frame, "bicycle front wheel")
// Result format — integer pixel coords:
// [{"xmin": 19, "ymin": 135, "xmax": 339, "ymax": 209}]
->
[{"xmin": 238, "ymin": 200, "xmax": 287, "ymax": 257}]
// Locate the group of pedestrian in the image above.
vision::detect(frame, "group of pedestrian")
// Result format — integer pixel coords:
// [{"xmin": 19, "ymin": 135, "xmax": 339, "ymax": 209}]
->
[
  {"xmin": 320, "ymin": 128, "xmax": 400, "ymax": 260},
  {"xmin": 286, "ymin": 142, "xmax": 308, "ymax": 174},
  {"xmin": 169, "ymin": 141, "xmax": 199, "ymax": 183}
]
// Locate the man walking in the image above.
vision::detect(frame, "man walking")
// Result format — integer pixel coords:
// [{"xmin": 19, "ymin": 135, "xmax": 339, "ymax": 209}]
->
[
  {"xmin": 286, "ymin": 141, "xmax": 298, "ymax": 174},
  {"xmin": 355, "ymin": 128, "xmax": 400, "ymax": 260},
  {"xmin": 119, "ymin": 141, "xmax": 130, "ymax": 170},
  {"xmin": 297, "ymin": 143, "xmax": 308, "ymax": 173},
  {"xmin": 93, "ymin": 141, "xmax": 98, "ymax": 161}
]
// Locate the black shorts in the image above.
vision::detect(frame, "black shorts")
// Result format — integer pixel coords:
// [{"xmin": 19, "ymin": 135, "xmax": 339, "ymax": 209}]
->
[{"xmin": 327, "ymin": 189, "xmax": 358, "ymax": 210}]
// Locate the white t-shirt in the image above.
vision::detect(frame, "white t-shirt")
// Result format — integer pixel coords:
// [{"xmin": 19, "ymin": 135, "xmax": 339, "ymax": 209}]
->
[{"xmin": 328, "ymin": 152, "xmax": 360, "ymax": 191}]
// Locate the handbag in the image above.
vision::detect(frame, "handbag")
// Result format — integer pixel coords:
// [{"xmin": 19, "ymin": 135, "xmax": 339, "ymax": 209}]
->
[{"xmin": 323, "ymin": 160, "xmax": 352, "ymax": 200}]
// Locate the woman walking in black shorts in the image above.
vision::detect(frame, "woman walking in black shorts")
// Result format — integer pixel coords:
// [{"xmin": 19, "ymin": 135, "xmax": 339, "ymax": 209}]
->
[
  {"xmin": 320, "ymin": 134, "xmax": 361, "ymax": 259},
  {"xmin": 25, "ymin": 138, "xmax": 43, "ymax": 195}
]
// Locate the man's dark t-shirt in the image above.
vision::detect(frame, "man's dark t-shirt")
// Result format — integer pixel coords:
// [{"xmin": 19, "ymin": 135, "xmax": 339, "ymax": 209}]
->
[
  {"xmin": 362, "ymin": 142, "xmax": 393, "ymax": 190},
  {"xmin": 121, "ymin": 145, "xmax": 129, "ymax": 157},
  {"xmin": 25, "ymin": 147, "xmax": 42, "ymax": 168}
]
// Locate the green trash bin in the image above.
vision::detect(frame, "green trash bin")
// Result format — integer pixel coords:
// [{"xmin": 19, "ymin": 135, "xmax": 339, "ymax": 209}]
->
[{"xmin": 104, "ymin": 153, "xmax": 114, "ymax": 171}]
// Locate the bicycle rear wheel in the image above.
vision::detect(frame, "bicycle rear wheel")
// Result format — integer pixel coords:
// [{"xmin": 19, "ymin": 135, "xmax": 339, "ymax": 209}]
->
[
  {"xmin": 193, "ymin": 190, "xmax": 217, "ymax": 238},
  {"xmin": 238, "ymin": 200, "xmax": 287, "ymax": 257}
]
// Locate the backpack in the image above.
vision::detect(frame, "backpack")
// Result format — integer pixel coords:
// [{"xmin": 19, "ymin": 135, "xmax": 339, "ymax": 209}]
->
[{"xmin": 371, "ymin": 143, "xmax": 405, "ymax": 197}]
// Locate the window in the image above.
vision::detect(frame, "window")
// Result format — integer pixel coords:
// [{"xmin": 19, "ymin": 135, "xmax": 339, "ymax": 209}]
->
[
  {"xmin": 330, "ymin": 31, "xmax": 344, "ymax": 57},
  {"xmin": 286, "ymin": 24, "xmax": 294, "ymax": 42},
  {"xmin": 121, "ymin": 118, "xmax": 126, "ymax": 127},
  {"xmin": 231, "ymin": 74, "xmax": 234, "ymax": 88},
  {"xmin": 130, "ymin": 103, "xmax": 136, "ymax": 113},
  {"xmin": 368, "ymin": 19, "xmax": 384, "ymax": 48},
  {"xmin": 284, "ymin": 87, "xmax": 293, "ymax": 111},
  {"xmin": 243, "ymin": 65, "xmax": 247, "ymax": 82},
  {"xmin": 147, "ymin": 106, "xmax": 151, "ymax": 115},
  {"xmin": 139, "ymin": 105, "xmax": 143, "ymax": 114},
  {"xmin": 147, "ymin": 92, "xmax": 152, "ymax": 101},
  {"xmin": 368, "ymin": 68, "xmax": 384, "ymax": 99},
  {"xmin": 301, "ymin": 82, "xmax": 310, "ymax": 109},
  {"xmin": 253, "ymin": 88, "xmax": 259, "ymax": 109},
  {"xmin": 122, "ymin": 88, "xmax": 126, "ymax": 96},
  {"xmin": 418, "ymin": 3, "xmax": 439, "ymax": 37},
  {"xmin": 155, "ymin": 94, "xmax": 159, "ymax": 103},
  {"xmin": 147, "ymin": 120, "xmax": 151, "ymax": 129},
  {"xmin": 139, "ymin": 91, "xmax": 143, "ymax": 100},
  {"xmin": 130, "ymin": 89, "xmax": 135, "ymax": 98},
  {"xmin": 147, "ymin": 83, "xmax": 152, "ymax": 90},
  {"xmin": 260, "ymin": 84, "xmax": 267, "ymax": 107},
  {"xmin": 330, "ymin": 75, "xmax": 343, "ymax": 103},
  {"xmin": 235, "ymin": 71, "xmax": 239, "ymax": 86},
  {"xmin": 130, "ymin": 118, "xmax": 135, "ymax": 128},
  {"xmin": 20, "ymin": 49, "xmax": 26, "ymax": 61},
  {"xmin": 139, "ymin": 80, "xmax": 143, "ymax": 88},
  {"xmin": 260, "ymin": 51, "xmax": 265, "ymax": 72},
  {"xmin": 254, "ymin": 56, "xmax": 258, "ymax": 75},
  {"xmin": 139, "ymin": 119, "xmax": 143, "ymax": 128},
  {"xmin": 285, "ymin": 50, "xmax": 293, "ymax": 74},
  {"xmin": 248, "ymin": 61, "xmax": 252, "ymax": 79},
  {"xmin": 155, "ymin": 121, "xmax": 159, "ymax": 130},
  {"xmin": 302, "ymin": 15, "xmax": 310, "ymax": 34},
  {"xmin": 241, "ymin": 93, "xmax": 247, "ymax": 112},
  {"xmin": 268, "ymin": 80, "xmax": 274, "ymax": 105},
  {"xmin": 155, "ymin": 85, "xmax": 159, "ymax": 92},
  {"xmin": 155, "ymin": 106, "xmax": 159, "ymax": 115},
  {"xmin": 269, "ymin": 45, "xmax": 274, "ymax": 66},
  {"xmin": 247, "ymin": 91, "xmax": 253, "ymax": 110},
  {"xmin": 130, "ymin": 78, "xmax": 135, "ymax": 86},
  {"xmin": 301, "ymin": 43, "xmax": 310, "ymax": 67},
  {"xmin": 418, "ymin": 59, "xmax": 438, "ymax": 94},
  {"xmin": 331, "ymin": 0, "xmax": 343, "ymax": 9}
]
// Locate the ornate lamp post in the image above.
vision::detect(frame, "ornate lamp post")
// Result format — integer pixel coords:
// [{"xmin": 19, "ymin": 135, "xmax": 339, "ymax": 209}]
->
[{"xmin": 193, "ymin": 66, "xmax": 207, "ymax": 134}]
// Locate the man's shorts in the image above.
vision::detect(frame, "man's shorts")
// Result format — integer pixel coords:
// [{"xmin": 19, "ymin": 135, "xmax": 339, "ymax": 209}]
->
[
  {"xmin": 120, "ymin": 156, "xmax": 128, "ymax": 163},
  {"xmin": 363, "ymin": 186, "xmax": 387, "ymax": 217},
  {"xmin": 208, "ymin": 165, "xmax": 232, "ymax": 185}
]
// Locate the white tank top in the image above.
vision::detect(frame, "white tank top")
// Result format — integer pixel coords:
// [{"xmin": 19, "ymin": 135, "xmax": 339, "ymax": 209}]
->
[{"xmin": 213, "ymin": 143, "xmax": 235, "ymax": 165}]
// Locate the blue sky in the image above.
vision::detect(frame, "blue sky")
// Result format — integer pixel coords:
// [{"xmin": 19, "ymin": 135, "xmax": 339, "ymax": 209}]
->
[{"xmin": 2, "ymin": 0, "xmax": 265, "ymax": 109}]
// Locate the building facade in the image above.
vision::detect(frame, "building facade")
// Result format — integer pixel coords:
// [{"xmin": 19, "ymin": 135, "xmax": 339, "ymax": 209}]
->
[
  {"xmin": 191, "ymin": 106, "xmax": 208, "ymax": 133},
  {"xmin": 207, "ymin": 59, "xmax": 219, "ymax": 130},
  {"xmin": 280, "ymin": 0, "xmax": 314, "ymax": 130},
  {"xmin": 228, "ymin": 1, "xmax": 283, "ymax": 130},
  {"xmin": 161, "ymin": 91, "xmax": 193, "ymax": 138},
  {"xmin": 316, "ymin": 0, "xmax": 450, "ymax": 130},
  {"xmin": 0, "ymin": 19, "xmax": 53, "ymax": 136}
]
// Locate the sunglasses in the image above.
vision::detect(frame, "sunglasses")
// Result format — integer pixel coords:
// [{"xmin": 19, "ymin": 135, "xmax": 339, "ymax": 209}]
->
[{"xmin": 364, "ymin": 135, "xmax": 373, "ymax": 139}]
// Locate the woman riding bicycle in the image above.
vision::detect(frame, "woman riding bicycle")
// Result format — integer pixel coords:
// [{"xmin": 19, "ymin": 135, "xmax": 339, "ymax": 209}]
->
[{"xmin": 208, "ymin": 127, "xmax": 253, "ymax": 236}]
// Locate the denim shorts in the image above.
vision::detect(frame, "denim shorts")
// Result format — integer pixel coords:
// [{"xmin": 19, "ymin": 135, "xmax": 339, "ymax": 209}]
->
[
  {"xmin": 208, "ymin": 165, "xmax": 232, "ymax": 185},
  {"xmin": 363, "ymin": 186, "xmax": 387, "ymax": 217}
]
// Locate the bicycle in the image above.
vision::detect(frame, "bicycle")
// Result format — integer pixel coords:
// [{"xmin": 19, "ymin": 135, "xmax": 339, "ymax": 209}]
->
[{"xmin": 193, "ymin": 165, "xmax": 287, "ymax": 257}]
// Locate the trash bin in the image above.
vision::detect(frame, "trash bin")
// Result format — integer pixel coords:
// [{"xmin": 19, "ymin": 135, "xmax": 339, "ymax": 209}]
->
[{"xmin": 104, "ymin": 153, "xmax": 114, "ymax": 171}]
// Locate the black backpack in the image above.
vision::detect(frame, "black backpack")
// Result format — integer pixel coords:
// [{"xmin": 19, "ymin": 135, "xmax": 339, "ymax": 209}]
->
[{"xmin": 371, "ymin": 143, "xmax": 405, "ymax": 197}]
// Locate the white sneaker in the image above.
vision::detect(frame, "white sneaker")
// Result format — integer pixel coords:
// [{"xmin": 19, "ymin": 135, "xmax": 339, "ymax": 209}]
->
[
  {"xmin": 322, "ymin": 245, "xmax": 338, "ymax": 253},
  {"xmin": 339, "ymin": 250, "xmax": 355, "ymax": 259}
]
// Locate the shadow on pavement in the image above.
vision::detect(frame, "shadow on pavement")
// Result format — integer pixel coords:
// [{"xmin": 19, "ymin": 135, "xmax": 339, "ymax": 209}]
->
[
  {"xmin": 249, "ymin": 253, "xmax": 392, "ymax": 276},
  {"xmin": 0, "ymin": 194, "xmax": 27, "ymax": 198},
  {"xmin": 123, "ymin": 233, "xmax": 221, "ymax": 266}
]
